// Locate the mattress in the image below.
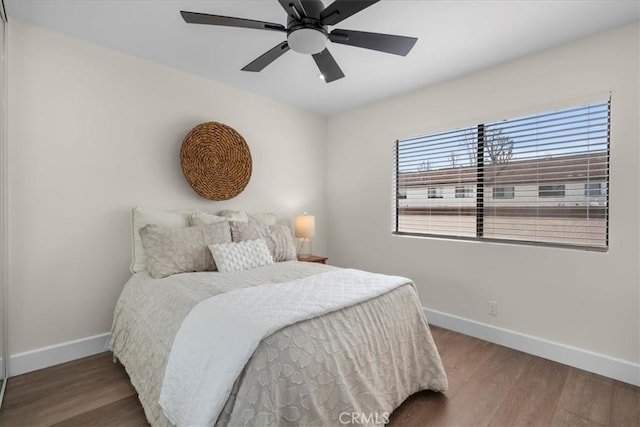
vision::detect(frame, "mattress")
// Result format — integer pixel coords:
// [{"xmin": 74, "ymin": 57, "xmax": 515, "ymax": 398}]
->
[{"xmin": 109, "ymin": 261, "xmax": 447, "ymax": 426}]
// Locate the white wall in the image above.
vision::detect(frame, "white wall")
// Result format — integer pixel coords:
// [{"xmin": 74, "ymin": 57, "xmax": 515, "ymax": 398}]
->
[
  {"xmin": 8, "ymin": 20, "xmax": 326, "ymax": 356},
  {"xmin": 6, "ymin": 17, "xmax": 640, "ymax": 380},
  {"xmin": 326, "ymin": 23, "xmax": 639, "ymax": 365}
]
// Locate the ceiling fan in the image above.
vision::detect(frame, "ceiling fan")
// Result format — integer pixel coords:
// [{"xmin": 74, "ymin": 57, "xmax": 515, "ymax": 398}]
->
[{"xmin": 180, "ymin": 0, "xmax": 418, "ymax": 83}]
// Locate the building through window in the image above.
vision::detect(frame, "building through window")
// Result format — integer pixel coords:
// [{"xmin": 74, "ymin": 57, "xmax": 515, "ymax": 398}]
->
[{"xmin": 393, "ymin": 100, "xmax": 610, "ymax": 250}]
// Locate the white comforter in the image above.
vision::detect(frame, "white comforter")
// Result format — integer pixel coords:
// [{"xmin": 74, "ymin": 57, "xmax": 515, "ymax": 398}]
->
[{"xmin": 159, "ymin": 269, "xmax": 411, "ymax": 427}]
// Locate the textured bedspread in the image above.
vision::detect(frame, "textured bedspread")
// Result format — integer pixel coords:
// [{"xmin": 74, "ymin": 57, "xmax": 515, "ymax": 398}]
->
[{"xmin": 109, "ymin": 261, "xmax": 447, "ymax": 426}]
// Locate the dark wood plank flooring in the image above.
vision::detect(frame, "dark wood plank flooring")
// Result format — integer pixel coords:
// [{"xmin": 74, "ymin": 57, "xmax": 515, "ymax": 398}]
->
[{"xmin": 0, "ymin": 326, "xmax": 637, "ymax": 426}]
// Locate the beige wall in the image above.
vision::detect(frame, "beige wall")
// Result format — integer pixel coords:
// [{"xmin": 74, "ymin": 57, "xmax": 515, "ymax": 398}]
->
[
  {"xmin": 7, "ymin": 17, "xmax": 640, "ymax": 370},
  {"xmin": 8, "ymin": 20, "xmax": 327, "ymax": 354},
  {"xmin": 326, "ymin": 23, "xmax": 639, "ymax": 363}
]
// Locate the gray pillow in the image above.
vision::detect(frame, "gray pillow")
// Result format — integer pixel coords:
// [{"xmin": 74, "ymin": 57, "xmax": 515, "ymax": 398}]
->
[
  {"xmin": 139, "ymin": 222, "xmax": 231, "ymax": 278},
  {"xmin": 230, "ymin": 222, "xmax": 296, "ymax": 262}
]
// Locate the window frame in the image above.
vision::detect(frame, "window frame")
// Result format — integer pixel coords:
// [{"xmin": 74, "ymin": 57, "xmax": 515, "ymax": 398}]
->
[
  {"xmin": 427, "ymin": 187, "xmax": 443, "ymax": 199},
  {"xmin": 492, "ymin": 186, "xmax": 515, "ymax": 200},
  {"xmin": 392, "ymin": 100, "xmax": 610, "ymax": 252},
  {"xmin": 538, "ymin": 184, "xmax": 566, "ymax": 198},
  {"xmin": 455, "ymin": 186, "xmax": 474, "ymax": 199},
  {"xmin": 585, "ymin": 182, "xmax": 606, "ymax": 197}
]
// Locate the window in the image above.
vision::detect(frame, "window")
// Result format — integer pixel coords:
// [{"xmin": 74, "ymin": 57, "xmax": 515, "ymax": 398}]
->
[
  {"xmin": 393, "ymin": 100, "xmax": 610, "ymax": 250},
  {"xmin": 538, "ymin": 184, "xmax": 565, "ymax": 198},
  {"xmin": 397, "ymin": 189, "xmax": 407, "ymax": 199},
  {"xmin": 493, "ymin": 186, "xmax": 514, "ymax": 199},
  {"xmin": 427, "ymin": 187, "xmax": 443, "ymax": 199},
  {"xmin": 585, "ymin": 182, "xmax": 606, "ymax": 197},
  {"xmin": 455, "ymin": 186, "xmax": 474, "ymax": 198}
]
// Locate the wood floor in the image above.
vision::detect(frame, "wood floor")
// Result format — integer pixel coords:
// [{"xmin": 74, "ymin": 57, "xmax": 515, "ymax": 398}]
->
[{"xmin": 0, "ymin": 326, "xmax": 638, "ymax": 427}]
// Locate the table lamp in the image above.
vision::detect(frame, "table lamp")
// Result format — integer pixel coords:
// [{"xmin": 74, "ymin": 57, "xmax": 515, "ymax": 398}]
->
[{"xmin": 295, "ymin": 213, "xmax": 315, "ymax": 259}]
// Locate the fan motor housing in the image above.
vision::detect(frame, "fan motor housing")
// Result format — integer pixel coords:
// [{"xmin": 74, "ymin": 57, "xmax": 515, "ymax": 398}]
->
[
  {"xmin": 285, "ymin": 0, "xmax": 328, "ymax": 54},
  {"xmin": 285, "ymin": 0, "xmax": 325, "ymax": 24}
]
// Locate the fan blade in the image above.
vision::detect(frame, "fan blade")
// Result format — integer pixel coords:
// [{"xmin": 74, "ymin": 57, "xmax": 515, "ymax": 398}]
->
[
  {"xmin": 242, "ymin": 41, "xmax": 290, "ymax": 72},
  {"xmin": 329, "ymin": 29, "xmax": 417, "ymax": 56},
  {"xmin": 180, "ymin": 11, "xmax": 285, "ymax": 32},
  {"xmin": 312, "ymin": 48, "xmax": 345, "ymax": 83},
  {"xmin": 320, "ymin": 0, "xmax": 380, "ymax": 26}
]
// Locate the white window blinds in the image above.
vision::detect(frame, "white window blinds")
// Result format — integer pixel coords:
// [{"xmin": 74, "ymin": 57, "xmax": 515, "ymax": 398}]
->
[{"xmin": 393, "ymin": 100, "xmax": 610, "ymax": 250}]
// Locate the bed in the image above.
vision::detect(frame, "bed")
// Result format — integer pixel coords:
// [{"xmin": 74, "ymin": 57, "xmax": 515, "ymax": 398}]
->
[{"xmin": 109, "ymin": 208, "xmax": 447, "ymax": 426}]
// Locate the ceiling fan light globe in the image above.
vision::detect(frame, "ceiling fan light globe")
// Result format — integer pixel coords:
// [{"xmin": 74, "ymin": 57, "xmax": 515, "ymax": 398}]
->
[{"xmin": 288, "ymin": 28, "xmax": 327, "ymax": 54}]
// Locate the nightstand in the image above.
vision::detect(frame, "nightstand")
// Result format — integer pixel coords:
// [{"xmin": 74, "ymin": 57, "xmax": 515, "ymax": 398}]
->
[{"xmin": 297, "ymin": 255, "xmax": 328, "ymax": 264}]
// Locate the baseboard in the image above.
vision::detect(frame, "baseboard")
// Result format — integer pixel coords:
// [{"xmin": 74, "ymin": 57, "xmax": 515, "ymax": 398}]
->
[
  {"xmin": 7, "ymin": 311, "xmax": 640, "ymax": 387},
  {"xmin": 424, "ymin": 308, "xmax": 640, "ymax": 387},
  {"xmin": 9, "ymin": 332, "xmax": 111, "ymax": 377}
]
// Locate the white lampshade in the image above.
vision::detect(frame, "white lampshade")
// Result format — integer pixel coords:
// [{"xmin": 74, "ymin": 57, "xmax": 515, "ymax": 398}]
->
[{"xmin": 295, "ymin": 214, "xmax": 316, "ymax": 238}]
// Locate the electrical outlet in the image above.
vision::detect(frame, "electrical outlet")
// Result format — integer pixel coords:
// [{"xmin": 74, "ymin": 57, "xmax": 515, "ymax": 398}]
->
[{"xmin": 488, "ymin": 300, "xmax": 498, "ymax": 316}]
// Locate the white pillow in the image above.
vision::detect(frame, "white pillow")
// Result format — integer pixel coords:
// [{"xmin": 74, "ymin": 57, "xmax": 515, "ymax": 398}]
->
[
  {"xmin": 190, "ymin": 210, "xmax": 228, "ymax": 226},
  {"xmin": 218, "ymin": 210, "xmax": 249, "ymax": 222},
  {"xmin": 208, "ymin": 239, "xmax": 274, "ymax": 273},
  {"xmin": 217, "ymin": 210, "xmax": 277, "ymax": 226},
  {"xmin": 130, "ymin": 206, "xmax": 193, "ymax": 273}
]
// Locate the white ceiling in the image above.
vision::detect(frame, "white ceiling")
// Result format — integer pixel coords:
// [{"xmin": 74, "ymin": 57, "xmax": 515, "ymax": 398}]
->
[{"xmin": 6, "ymin": 0, "xmax": 640, "ymax": 115}]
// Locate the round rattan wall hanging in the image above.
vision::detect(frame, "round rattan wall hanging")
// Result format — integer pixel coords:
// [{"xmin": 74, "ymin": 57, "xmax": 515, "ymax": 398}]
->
[{"xmin": 180, "ymin": 122, "xmax": 252, "ymax": 201}]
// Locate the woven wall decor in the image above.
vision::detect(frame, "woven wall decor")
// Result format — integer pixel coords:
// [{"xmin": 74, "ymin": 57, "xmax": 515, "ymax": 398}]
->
[{"xmin": 180, "ymin": 122, "xmax": 252, "ymax": 201}]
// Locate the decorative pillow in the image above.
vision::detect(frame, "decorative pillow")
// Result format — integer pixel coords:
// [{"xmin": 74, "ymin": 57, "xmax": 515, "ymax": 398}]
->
[
  {"xmin": 139, "ymin": 222, "xmax": 231, "ymax": 279},
  {"xmin": 230, "ymin": 222, "xmax": 296, "ymax": 262},
  {"xmin": 131, "ymin": 206, "xmax": 193, "ymax": 273},
  {"xmin": 190, "ymin": 211, "xmax": 228, "ymax": 226},
  {"xmin": 218, "ymin": 210, "xmax": 249, "ymax": 222},
  {"xmin": 209, "ymin": 239, "xmax": 274, "ymax": 273}
]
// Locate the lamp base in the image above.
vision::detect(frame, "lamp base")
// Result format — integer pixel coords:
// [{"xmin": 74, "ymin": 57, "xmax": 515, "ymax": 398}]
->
[{"xmin": 297, "ymin": 238, "xmax": 313, "ymax": 259}]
